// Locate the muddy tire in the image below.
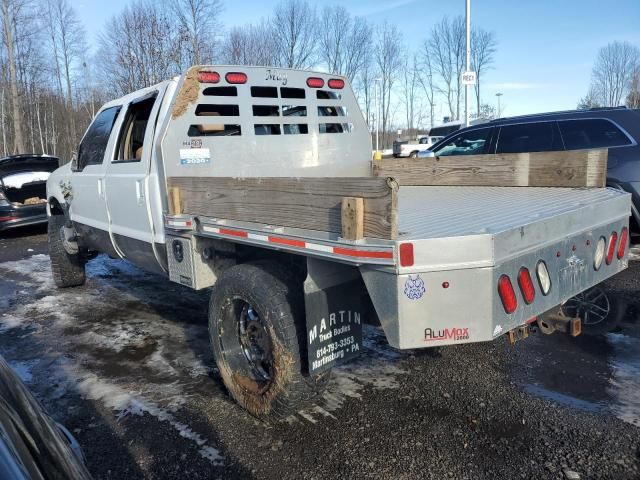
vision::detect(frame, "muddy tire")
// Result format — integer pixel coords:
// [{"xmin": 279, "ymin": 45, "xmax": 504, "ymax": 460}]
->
[
  {"xmin": 208, "ymin": 262, "xmax": 330, "ymax": 421},
  {"xmin": 48, "ymin": 214, "xmax": 85, "ymax": 288},
  {"xmin": 409, "ymin": 151, "xmax": 418, "ymax": 158}
]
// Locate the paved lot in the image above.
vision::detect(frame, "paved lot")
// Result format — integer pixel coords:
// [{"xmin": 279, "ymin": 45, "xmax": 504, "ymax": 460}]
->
[{"xmin": 0, "ymin": 225, "xmax": 639, "ymax": 479}]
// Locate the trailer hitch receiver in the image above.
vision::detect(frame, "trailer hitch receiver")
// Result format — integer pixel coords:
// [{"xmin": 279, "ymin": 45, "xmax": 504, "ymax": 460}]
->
[{"xmin": 537, "ymin": 314, "xmax": 582, "ymax": 337}]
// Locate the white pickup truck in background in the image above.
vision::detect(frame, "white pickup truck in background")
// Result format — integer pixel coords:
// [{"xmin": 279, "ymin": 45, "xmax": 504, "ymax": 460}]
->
[
  {"xmin": 46, "ymin": 65, "xmax": 631, "ymax": 421},
  {"xmin": 392, "ymin": 135, "xmax": 443, "ymax": 158}
]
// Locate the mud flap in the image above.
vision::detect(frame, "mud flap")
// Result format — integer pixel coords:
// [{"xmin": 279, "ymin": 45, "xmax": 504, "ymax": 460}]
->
[{"xmin": 304, "ymin": 258, "xmax": 364, "ymax": 375}]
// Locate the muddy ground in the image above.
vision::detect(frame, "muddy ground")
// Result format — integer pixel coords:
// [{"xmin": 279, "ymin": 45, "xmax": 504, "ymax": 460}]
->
[{"xmin": 0, "ymin": 225, "xmax": 639, "ymax": 480}]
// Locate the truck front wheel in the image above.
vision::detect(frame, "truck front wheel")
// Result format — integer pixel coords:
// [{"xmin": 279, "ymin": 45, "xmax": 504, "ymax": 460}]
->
[
  {"xmin": 48, "ymin": 214, "xmax": 86, "ymax": 288},
  {"xmin": 208, "ymin": 262, "xmax": 329, "ymax": 420}
]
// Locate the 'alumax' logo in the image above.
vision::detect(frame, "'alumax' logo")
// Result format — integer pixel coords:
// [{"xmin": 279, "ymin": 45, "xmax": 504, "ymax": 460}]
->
[
  {"xmin": 265, "ymin": 69, "xmax": 288, "ymax": 85},
  {"xmin": 424, "ymin": 327, "xmax": 469, "ymax": 342}
]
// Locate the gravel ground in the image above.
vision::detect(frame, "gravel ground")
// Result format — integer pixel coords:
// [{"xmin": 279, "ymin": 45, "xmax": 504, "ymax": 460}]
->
[{"xmin": 0, "ymin": 225, "xmax": 639, "ymax": 480}]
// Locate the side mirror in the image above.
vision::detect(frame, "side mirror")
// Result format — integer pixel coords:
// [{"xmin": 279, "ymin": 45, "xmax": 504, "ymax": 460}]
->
[
  {"xmin": 71, "ymin": 151, "xmax": 79, "ymax": 171},
  {"xmin": 418, "ymin": 150, "xmax": 435, "ymax": 158}
]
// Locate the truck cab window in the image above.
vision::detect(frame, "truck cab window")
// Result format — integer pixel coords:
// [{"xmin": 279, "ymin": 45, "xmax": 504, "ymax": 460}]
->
[
  {"xmin": 75, "ymin": 106, "xmax": 121, "ymax": 170},
  {"xmin": 433, "ymin": 127, "xmax": 492, "ymax": 156},
  {"xmin": 114, "ymin": 95, "xmax": 157, "ymax": 162}
]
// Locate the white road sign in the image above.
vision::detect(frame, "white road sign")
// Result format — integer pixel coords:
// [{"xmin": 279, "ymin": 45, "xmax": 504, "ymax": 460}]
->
[{"xmin": 461, "ymin": 71, "xmax": 477, "ymax": 85}]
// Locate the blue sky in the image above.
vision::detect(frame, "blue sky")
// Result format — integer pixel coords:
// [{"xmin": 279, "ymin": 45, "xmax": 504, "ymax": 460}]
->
[{"xmin": 74, "ymin": 0, "xmax": 640, "ymax": 120}]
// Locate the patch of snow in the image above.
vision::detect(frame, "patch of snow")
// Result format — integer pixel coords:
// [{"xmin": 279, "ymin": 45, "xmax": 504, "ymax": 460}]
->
[
  {"xmin": 606, "ymin": 333, "xmax": 640, "ymax": 427},
  {"xmin": 69, "ymin": 368, "xmax": 223, "ymax": 465}
]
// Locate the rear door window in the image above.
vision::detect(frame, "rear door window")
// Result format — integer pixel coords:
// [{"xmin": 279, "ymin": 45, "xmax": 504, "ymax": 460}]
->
[
  {"xmin": 558, "ymin": 119, "xmax": 633, "ymax": 150},
  {"xmin": 76, "ymin": 107, "xmax": 121, "ymax": 170},
  {"xmin": 496, "ymin": 121, "xmax": 562, "ymax": 154},
  {"xmin": 433, "ymin": 127, "xmax": 492, "ymax": 156}
]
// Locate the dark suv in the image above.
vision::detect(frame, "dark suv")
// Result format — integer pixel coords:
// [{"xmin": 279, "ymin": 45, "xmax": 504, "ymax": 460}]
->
[{"xmin": 425, "ymin": 107, "xmax": 640, "ymax": 228}]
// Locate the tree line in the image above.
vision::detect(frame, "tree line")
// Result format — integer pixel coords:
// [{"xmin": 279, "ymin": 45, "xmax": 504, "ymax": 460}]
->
[{"xmin": 1, "ymin": 0, "xmax": 498, "ymax": 159}]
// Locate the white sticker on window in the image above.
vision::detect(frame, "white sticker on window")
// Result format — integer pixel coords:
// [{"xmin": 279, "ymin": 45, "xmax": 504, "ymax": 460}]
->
[{"xmin": 179, "ymin": 148, "xmax": 211, "ymax": 165}]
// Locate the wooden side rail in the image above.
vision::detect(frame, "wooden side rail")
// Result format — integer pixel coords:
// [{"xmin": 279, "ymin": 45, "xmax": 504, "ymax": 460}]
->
[
  {"xmin": 167, "ymin": 177, "xmax": 398, "ymax": 240},
  {"xmin": 373, "ymin": 149, "xmax": 608, "ymax": 188}
]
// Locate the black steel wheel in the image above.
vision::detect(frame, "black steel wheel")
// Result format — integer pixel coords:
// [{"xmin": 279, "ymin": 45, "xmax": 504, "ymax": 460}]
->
[{"xmin": 209, "ymin": 262, "xmax": 330, "ymax": 420}]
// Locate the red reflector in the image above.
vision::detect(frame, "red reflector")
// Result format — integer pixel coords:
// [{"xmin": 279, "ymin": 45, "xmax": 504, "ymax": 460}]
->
[
  {"xmin": 0, "ymin": 216, "xmax": 17, "ymax": 221},
  {"xmin": 225, "ymin": 72, "xmax": 247, "ymax": 84},
  {"xmin": 306, "ymin": 77, "xmax": 324, "ymax": 88},
  {"xmin": 498, "ymin": 275, "xmax": 518, "ymax": 314},
  {"xmin": 219, "ymin": 228, "xmax": 248, "ymax": 238},
  {"xmin": 328, "ymin": 78, "xmax": 344, "ymax": 89},
  {"xmin": 617, "ymin": 227, "xmax": 628, "ymax": 259},
  {"xmin": 197, "ymin": 71, "xmax": 220, "ymax": 83},
  {"xmin": 399, "ymin": 243, "xmax": 414, "ymax": 267},
  {"xmin": 606, "ymin": 231, "xmax": 618, "ymax": 265},
  {"xmin": 517, "ymin": 267, "xmax": 535, "ymax": 305}
]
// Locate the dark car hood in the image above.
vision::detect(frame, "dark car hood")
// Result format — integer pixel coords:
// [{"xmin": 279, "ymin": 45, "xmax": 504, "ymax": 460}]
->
[{"xmin": 0, "ymin": 156, "xmax": 59, "ymax": 176}]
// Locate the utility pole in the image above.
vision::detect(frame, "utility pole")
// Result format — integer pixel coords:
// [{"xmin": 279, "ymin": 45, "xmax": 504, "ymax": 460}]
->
[
  {"xmin": 374, "ymin": 78, "xmax": 381, "ymax": 152},
  {"xmin": 464, "ymin": 0, "xmax": 471, "ymax": 127},
  {"xmin": 496, "ymin": 92, "xmax": 503, "ymax": 118}
]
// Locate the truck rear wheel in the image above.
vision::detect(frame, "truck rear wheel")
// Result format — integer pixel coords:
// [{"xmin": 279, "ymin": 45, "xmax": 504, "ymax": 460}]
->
[
  {"xmin": 48, "ymin": 214, "xmax": 86, "ymax": 288},
  {"xmin": 208, "ymin": 262, "xmax": 329, "ymax": 420}
]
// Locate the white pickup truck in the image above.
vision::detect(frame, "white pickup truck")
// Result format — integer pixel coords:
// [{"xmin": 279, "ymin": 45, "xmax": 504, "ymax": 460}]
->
[
  {"xmin": 46, "ymin": 66, "xmax": 630, "ymax": 420},
  {"xmin": 392, "ymin": 136, "xmax": 442, "ymax": 158}
]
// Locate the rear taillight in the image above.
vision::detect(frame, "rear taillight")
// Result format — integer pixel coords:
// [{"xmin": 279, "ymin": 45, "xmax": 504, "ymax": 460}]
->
[
  {"xmin": 617, "ymin": 227, "xmax": 628, "ymax": 259},
  {"xmin": 606, "ymin": 231, "xmax": 618, "ymax": 265},
  {"xmin": 328, "ymin": 78, "xmax": 344, "ymax": 89},
  {"xmin": 399, "ymin": 243, "xmax": 414, "ymax": 267},
  {"xmin": 498, "ymin": 275, "xmax": 517, "ymax": 314},
  {"xmin": 225, "ymin": 72, "xmax": 247, "ymax": 84},
  {"xmin": 197, "ymin": 71, "xmax": 220, "ymax": 83},
  {"xmin": 306, "ymin": 77, "xmax": 324, "ymax": 88},
  {"xmin": 594, "ymin": 236, "xmax": 606, "ymax": 270},
  {"xmin": 517, "ymin": 267, "xmax": 535, "ymax": 304}
]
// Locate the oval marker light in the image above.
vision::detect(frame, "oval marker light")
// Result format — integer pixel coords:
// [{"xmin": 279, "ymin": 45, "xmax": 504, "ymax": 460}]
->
[
  {"xmin": 498, "ymin": 275, "xmax": 517, "ymax": 314},
  {"xmin": 594, "ymin": 236, "xmax": 606, "ymax": 270},
  {"xmin": 606, "ymin": 231, "xmax": 618, "ymax": 265},
  {"xmin": 536, "ymin": 261, "xmax": 551, "ymax": 295},
  {"xmin": 617, "ymin": 227, "xmax": 628, "ymax": 259}
]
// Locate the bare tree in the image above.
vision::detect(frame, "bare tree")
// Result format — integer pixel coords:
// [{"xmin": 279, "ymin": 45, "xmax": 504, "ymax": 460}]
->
[
  {"xmin": 222, "ymin": 20, "xmax": 278, "ymax": 66},
  {"xmin": 375, "ymin": 22, "xmax": 402, "ymax": 148},
  {"xmin": 170, "ymin": 0, "xmax": 223, "ymax": 65},
  {"xmin": 97, "ymin": 1, "xmax": 186, "ymax": 96},
  {"xmin": 591, "ymin": 41, "xmax": 640, "ymax": 107},
  {"xmin": 418, "ymin": 40, "xmax": 437, "ymax": 129},
  {"xmin": 471, "ymin": 28, "xmax": 496, "ymax": 117},
  {"xmin": 44, "ymin": 0, "xmax": 86, "ymax": 152},
  {"xmin": 1, "ymin": 0, "xmax": 27, "ymax": 153},
  {"xmin": 401, "ymin": 53, "xmax": 420, "ymax": 132},
  {"xmin": 627, "ymin": 68, "xmax": 640, "ymax": 108},
  {"xmin": 318, "ymin": 6, "xmax": 371, "ymax": 82},
  {"xmin": 428, "ymin": 16, "xmax": 465, "ymax": 120},
  {"xmin": 272, "ymin": 0, "xmax": 317, "ymax": 69}
]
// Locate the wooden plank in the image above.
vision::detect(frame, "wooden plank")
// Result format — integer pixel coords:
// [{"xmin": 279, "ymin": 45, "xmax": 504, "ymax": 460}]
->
[
  {"xmin": 373, "ymin": 149, "xmax": 607, "ymax": 188},
  {"xmin": 341, "ymin": 197, "xmax": 364, "ymax": 240},
  {"xmin": 167, "ymin": 177, "xmax": 398, "ymax": 239},
  {"xmin": 169, "ymin": 186, "xmax": 182, "ymax": 214}
]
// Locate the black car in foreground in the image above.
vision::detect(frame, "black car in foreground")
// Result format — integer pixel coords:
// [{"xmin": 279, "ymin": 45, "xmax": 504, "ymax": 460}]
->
[
  {"xmin": 0, "ymin": 354, "xmax": 91, "ymax": 479},
  {"xmin": 0, "ymin": 155, "xmax": 60, "ymax": 232},
  {"xmin": 424, "ymin": 107, "xmax": 640, "ymax": 228}
]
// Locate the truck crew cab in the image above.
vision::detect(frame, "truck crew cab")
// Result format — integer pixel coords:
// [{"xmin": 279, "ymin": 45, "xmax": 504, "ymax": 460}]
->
[{"xmin": 46, "ymin": 66, "xmax": 631, "ymax": 420}]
